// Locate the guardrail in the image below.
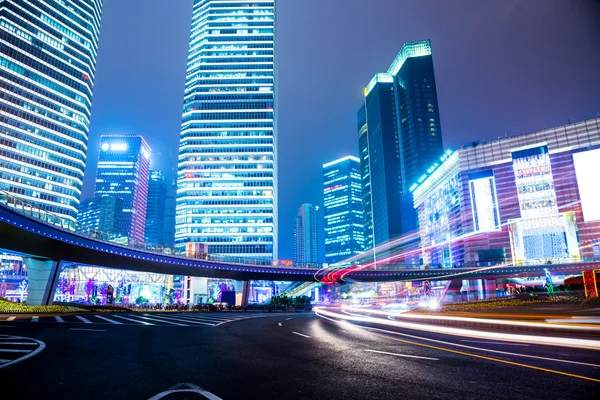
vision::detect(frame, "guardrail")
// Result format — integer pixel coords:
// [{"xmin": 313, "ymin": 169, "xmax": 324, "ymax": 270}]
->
[{"xmin": 0, "ymin": 190, "xmax": 319, "ymax": 270}]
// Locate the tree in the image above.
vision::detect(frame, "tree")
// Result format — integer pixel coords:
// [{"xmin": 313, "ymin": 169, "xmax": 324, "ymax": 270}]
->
[
  {"xmin": 85, "ymin": 279, "xmax": 95, "ymax": 303},
  {"xmin": 18, "ymin": 280, "xmax": 27, "ymax": 303}
]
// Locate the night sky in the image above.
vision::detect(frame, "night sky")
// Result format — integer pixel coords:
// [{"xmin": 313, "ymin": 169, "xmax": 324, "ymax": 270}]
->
[{"xmin": 84, "ymin": 0, "xmax": 600, "ymax": 261}]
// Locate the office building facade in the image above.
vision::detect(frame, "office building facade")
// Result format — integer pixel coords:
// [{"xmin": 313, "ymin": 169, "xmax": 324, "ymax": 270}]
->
[
  {"xmin": 412, "ymin": 118, "xmax": 600, "ymax": 267},
  {"xmin": 293, "ymin": 203, "xmax": 318, "ymax": 265},
  {"xmin": 145, "ymin": 169, "xmax": 167, "ymax": 245},
  {"xmin": 361, "ymin": 40, "xmax": 443, "ymax": 251},
  {"xmin": 357, "ymin": 105, "xmax": 374, "ymax": 251},
  {"xmin": 175, "ymin": 0, "xmax": 277, "ymax": 260},
  {"xmin": 94, "ymin": 135, "xmax": 151, "ymax": 243},
  {"xmin": 76, "ymin": 195, "xmax": 123, "ymax": 235},
  {"xmin": 323, "ymin": 156, "xmax": 364, "ymax": 264},
  {"xmin": 0, "ymin": 0, "xmax": 103, "ymax": 220}
]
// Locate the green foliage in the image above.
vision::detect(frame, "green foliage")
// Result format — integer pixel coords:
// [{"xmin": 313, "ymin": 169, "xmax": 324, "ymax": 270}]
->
[
  {"xmin": 135, "ymin": 296, "xmax": 149, "ymax": 304},
  {"xmin": 269, "ymin": 295, "xmax": 311, "ymax": 306}
]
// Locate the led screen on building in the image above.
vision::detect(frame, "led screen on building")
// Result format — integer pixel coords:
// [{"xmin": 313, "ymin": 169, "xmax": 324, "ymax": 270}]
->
[
  {"xmin": 469, "ymin": 173, "xmax": 500, "ymax": 232},
  {"xmin": 573, "ymin": 148, "xmax": 600, "ymax": 222}
]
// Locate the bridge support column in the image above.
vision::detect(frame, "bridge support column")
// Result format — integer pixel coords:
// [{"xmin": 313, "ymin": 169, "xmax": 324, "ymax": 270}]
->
[
  {"xmin": 233, "ymin": 280, "xmax": 250, "ymax": 307},
  {"xmin": 483, "ymin": 279, "xmax": 497, "ymax": 299},
  {"xmin": 24, "ymin": 258, "xmax": 61, "ymax": 306}
]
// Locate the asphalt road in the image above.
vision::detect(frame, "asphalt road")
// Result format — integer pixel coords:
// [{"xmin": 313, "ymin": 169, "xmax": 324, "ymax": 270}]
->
[{"xmin": 1, "ymin": 311, "xmax": 598, "ymax": 399}]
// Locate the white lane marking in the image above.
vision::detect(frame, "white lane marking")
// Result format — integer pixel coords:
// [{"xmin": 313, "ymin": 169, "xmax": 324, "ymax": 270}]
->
[
  {"xmin": 148, "ymin": 383, "xmax": 222, "ymax": 400},
  {"xmin": 0, "ymin": 335, "xmax": 45, "ymax": 369},
  {"xmin": 70, "ymin": 328, "xmax": 106, "ymax": 332},
  {"xmin": 55, "ymin": 316, "xmax": 65, "ymax": 323},
  {"xmin": 31, "ymin": 316, "xmax": 39, "ymax": 322},
  {"xmin": 75, "ymin": 316, "xmax": 92, "ymax": 324},
  {"xmin": 462, "ymin": 340, "xmax": 529, "ymax": 346},
  {"xmin": 112, "ymin": 315, "xmax": 154, "ymax": 325},
  {"xmin": 285, "ymin": 318, "xmax": 293, "ymax": 321},
  {"xmin": 142, "ymin": 314, "xmax": 219, "ymax": 326},
  {"xmin": 94, "ymin": 315, "xmax": 123, "ymax": 325},
  {"xmin": 0, "ymin": 348, "xmax": 31, "ymax": 353},
  {"xmin": 169, "ymin": 314, "xmax": 234, "ymax": 322},
  {"xmin": 0, "ymin": 342, "xmax": 37, "ymax": 345},
  {"xmin": 365, "ymin": 349, "xmax": 439, "ymax": 361},
  {"xmin": 315, "ymin": 311, "xmax": 600, "ymax": 368},
  {"xmin": 278, "ymin": 322, "xmax": 282, "ymax": 327},
  {"xmin": 134, "ymin": 315, "xmax": 188, "ymax": 326},
  {"xmin": 292, "ymin": 331, "xmax": 311, "ymax": 338},
  {"xmin": 6, "ymin": 317, "xmax": 15, "ymax": 321},
  {"xmin": 0, "ymin": 359, "xmax": 10, "ymax": 363},
  {"xmin": 546, "ymin": 318, "xmax": 600, "ymax": 324}
]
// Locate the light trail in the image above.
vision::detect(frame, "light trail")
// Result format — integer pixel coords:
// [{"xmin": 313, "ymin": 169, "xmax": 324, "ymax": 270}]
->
[{"xmin": 314, "ymin": 307, "xmax": 600, "ymax": 350}]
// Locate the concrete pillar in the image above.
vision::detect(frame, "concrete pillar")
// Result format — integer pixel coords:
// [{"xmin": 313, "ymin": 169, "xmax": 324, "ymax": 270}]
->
[
  {"xmin": 233, "ymin": 280, "xmax": 250, "ymax": 306},
  {"xmin": 24, "ymin": 258, "xmax": 61, "ymax": 306}
]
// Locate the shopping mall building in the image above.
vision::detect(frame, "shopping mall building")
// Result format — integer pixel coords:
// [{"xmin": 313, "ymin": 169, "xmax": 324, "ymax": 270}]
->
[{"xmin": 412, "ymin": 117, "xmax": 600, "ymax": 267}]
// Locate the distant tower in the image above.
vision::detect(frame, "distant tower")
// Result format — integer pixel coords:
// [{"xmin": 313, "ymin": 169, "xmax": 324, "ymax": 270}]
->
[
  {"xmin": 145, "ymin": 170, "xmax": 167, "ymax": 245},
  {"xmin": 94, "ymin": 135, "xmax": 151, "ymax": 243},
  {"xmin": 294, "ymin": 204, "xmax": 319, "ymax": 265},
  {"xmin": 77, "ymin": 196, "xmax": 124, "ymax": 236},
  {"xmin": 323, "ymin": 156, "xmax": 364, "ymax": 264}
]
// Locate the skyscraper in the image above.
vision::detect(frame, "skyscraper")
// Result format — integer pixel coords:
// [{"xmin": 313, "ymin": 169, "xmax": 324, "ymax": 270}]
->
[
  {"xmin": 145, "ymin": 169, "xmax": 167, "ymax": 245},
  {"xmin": 94, "ymin": 135, "xmax": 151, "ymax": 243},
  {"xmin": 175, "ymin": 0, "xmax": 277, "ymax": 260},
  {"xmin": 0, "ymin": 0, "xmax": 103, "ymax": 221},
  {"xmin": 357, "ymin": 105, "xmax": 374, "ymax": 251},
  {"xmin": 361, "ymin": 40, "xmax": 444, "ymax": 250},
  {"xmin": 77, "ymin": 196, "xmax": 123, "ymax": 236},
  {"xmin": 323, "ymin": 156, "xmax": 364, "ymax": 264},
  {"xmin": 293, "ymin": 203, "xmax": 318, "ymax": 265}
]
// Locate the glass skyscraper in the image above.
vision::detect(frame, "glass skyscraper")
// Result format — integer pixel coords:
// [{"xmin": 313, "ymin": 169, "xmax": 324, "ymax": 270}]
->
[
  {"xmin": 175, "ymin": 0, "xmax": 277, "ymax": 260},
  {"xmin": 361, "ymin": 40, "xmax": 444, "ymax": 250},
  {"xmin": 323, "ymin": 156, "xmax": 364, "ymax": 265},
  {"xmin": 94, "ymin": 135, "xmax": 151, "ymax": 243},
  {"xmin": 145, "ymin": 169, "xmax": 167, "ymax": 245},
  {"xmin": 293, "ymin": 203, "xmax": 318, "ymax": 265},
  {"xmin": 0, "ymin": 0, "xmax": 102, "ymax": 221},
  {"xmin": 357, "ymin": 105, "xmax": 373, "ymax": 251},
  {"xmin": 76, "ymin": 195, "xmax": 123, "ymax": 235}
]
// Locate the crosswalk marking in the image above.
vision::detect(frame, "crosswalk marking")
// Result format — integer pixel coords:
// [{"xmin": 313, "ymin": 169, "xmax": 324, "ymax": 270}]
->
[
  {"xmin": 75, "ymin": 316, "xmax": 92, "ymax": 324},
  {"xmin": 55, "ymin": 316, "xmax": 64, "ymax": 323},
  {"xmin": 94, "ymin": 315, "xmax": 123, "ymax": 325},
  {"xmin": 31, "ymin": 316, "xmax": 39, "ymax": 322},
  {"xmin": 112, "ymin": 315, "xmax": 154, "ymax": 325},
  {"xmin": 134, "ymin": 315, "xmax": 188, "ymax": 326},
  {"xmin": 143, "ymin": 314, "xmax": 217, "ymax": 326},
  {"xmin": 5, "ymin": 317, "xmax": 15, "ymax": 322}
]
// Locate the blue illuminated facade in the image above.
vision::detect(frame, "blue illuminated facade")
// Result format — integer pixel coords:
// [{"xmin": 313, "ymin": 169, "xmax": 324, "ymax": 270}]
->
[
  {"xmin": 293, "ymin": 203, "xmax": 318, "ymax": 265},
  {"xmin": 77, "ymin": 195, "xmax": 123, "ymax": 235},
  {"xmin": 357, "ymin": 105, "xmax": 373, "ymax": 250},
  {"xmin": 0, "ymin": 0, "xmax": 103, "ymax": 221},
  {"xmin": 361, "ymin": 40, "xmax": 444, "ymax": 256},
  {"xmin": 323, "ymin": 156, "xmax": 364, "ymax": 264},
  {"xmin": 94, "ymin": 135, "xmax": 151, "ymax": 243},
  {"xmin": 175, "ymin": 0, "xmax": 277, "ymax": 260},
  {"xmin": 145, "ymin": 169, "xmax": 167, "ymax": 245}
]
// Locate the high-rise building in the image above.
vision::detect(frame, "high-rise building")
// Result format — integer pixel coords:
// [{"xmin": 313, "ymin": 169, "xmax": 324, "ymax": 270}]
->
[
  {"xmin": 0, "ymin": 0, "xmax": 103, "ymax": 221},
  {"xmin": 76, "ymin": 196, "xmax": 123, "ymax": 236},
  {"xmin": 94, "ymin": 135, "xmax": 151, "ymax": 243},
  {"xmin": 175, "ymin": 0, "xmax": 277, "ymax": 260},
  {"xmin": 145, "ymin": 169, "xmax": 167, "ymax": 245},
  {"xmin": 293, "ymin": 203, "xmax": 318, "ymax": 265},
  {"xmin": 357, "ymin": 105, "xmax": 374, "ymax": 251},
  {"xmin": 323, "ymin": 156, "xmax": 364, "ymax": 264},
  {"xmin": 361, "ymin": 40, "xmax": 444, "ymax": 250}
]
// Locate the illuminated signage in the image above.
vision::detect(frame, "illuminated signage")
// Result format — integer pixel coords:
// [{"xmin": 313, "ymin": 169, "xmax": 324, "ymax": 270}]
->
[
  {"xmin": 101, "ymin": 143, "xmax": 110, "ymax": 151},
  {"xmin": 573, "ymin": 148, "xmax": 600, "ymax": 222},
  {"xmin": 469, "ymin": 173, "xmax": 500, "ymax": 232},
  {"xmin": 110, "ymin": 143, "xmax": 127, "ymax": 151}
]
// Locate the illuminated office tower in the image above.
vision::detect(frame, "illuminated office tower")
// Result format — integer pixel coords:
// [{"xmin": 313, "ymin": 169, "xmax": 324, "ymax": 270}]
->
[
  {"xmin": 362, "ymin": 40, "xmax": 444, "ymax": 248},
  {"xmin": 0, "ymin": 0, "xmax": 103, "ymax": 220},
  {"xmin": 293, "ymin": 203, "xmax": 318, "ymax": 265},
  {"xmin": 145, "ymin": 169, "xmax": 167, "ymax": 245},
  {"xmin": 94, "ymin": 135, "xmax": 151, "ymax": 243},
  {"xmin": 357, "ymin": 105, "xmax": 373, "ymax": 250},
  {"xmin": 323, "ymin": 156, "xmax": 364, "ymax": 264},
  {"xmin": 175, "ymin": 0, "xmax": 277, "ymax": 259},
  {"xmin": 77, "ymin": 196, "xmax": 123, "ymax": 235}
]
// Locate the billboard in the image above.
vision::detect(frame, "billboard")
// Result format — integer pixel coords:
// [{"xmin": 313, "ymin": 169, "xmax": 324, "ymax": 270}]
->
[
  {"xmin": 469, "ymin": 173, "xmax": 500, "ymax": 232},
  {"xmin": 573, "ymin": 148, "xmax": 600, "ymax": 222}
]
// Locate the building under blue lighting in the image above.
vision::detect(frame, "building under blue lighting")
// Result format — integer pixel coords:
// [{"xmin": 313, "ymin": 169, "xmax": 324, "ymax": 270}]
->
[
  {"xmin": 145, "ymin": 169, "xmax": 167, "ymax": 245},
  {"xmin": 77, "ymin": 196, "xmax": 123, "ymax": 236},
  {"xmin": 323, "ymin": 156, "xmax": 364, "ymax": 264},
  {"xmin": 0, "ymin": 0, "xmax": 103, "ymax": 221},
  {"xmin": 294, "ymin": 203, "xmax": 319, "ymax": 265},
  {"xmin": 94, "ymin": 135, "xmax": 151, "ymax": 243}
]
